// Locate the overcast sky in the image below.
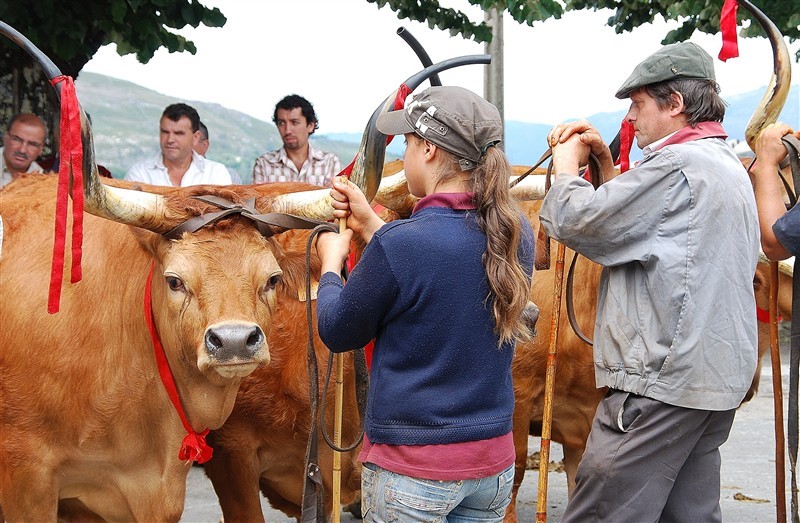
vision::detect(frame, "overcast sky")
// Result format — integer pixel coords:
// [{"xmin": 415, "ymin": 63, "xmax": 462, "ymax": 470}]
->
[{"xmin": 82, "ymin": 0, "xmax": 799, "ymax": 134}]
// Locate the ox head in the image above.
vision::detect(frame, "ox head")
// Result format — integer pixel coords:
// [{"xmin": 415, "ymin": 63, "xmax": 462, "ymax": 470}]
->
[{"xmin": 122, "ymin": 183, "xmax": 329, "ymax": 385}]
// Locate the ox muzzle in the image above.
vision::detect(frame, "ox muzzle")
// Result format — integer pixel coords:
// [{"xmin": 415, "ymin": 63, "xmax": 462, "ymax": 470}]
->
[{"xmin": 204, "ymin": 323, "xmax": 267, "ymax": 373}]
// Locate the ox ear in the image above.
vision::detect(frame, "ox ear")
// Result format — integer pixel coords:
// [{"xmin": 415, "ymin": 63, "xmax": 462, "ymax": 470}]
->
[
  {"xmin": 269, "ymin": 232, "xmax": 322, "ymax": 302},
  {"xmin": 129, "ymin": 227, "xmax": 169, "ymax": 261}
]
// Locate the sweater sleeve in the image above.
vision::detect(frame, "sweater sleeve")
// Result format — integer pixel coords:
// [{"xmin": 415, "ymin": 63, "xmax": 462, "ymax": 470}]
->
[
  {"xmin": 773, "ymin": 203, "xmax": 800, "ymax": 257},
  {"xmin": 317, "ymin": 236, "xmax": 400, "ymax": 352}
]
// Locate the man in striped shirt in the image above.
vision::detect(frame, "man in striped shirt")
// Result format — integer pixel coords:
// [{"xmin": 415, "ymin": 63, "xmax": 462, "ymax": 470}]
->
[{"xmin": 252, "ymin": 94, "xmax": 341, "ymax": 187}]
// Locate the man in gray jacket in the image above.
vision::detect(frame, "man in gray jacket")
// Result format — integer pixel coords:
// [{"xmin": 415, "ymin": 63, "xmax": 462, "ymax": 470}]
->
[{"xmin": 539, "ymin": 42, "xmax": 759, "ymax": 522}]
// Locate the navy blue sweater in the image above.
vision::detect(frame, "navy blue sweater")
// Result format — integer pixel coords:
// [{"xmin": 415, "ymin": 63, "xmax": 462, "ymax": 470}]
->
[{"xmin": 317, "ymin": 197, "xmax": 535, "ymax": 446}]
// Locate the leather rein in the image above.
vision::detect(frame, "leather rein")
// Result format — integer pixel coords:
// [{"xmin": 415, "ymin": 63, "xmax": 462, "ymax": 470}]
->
[{"xmin": 517, "ymin": 134, "xmax": 622, "ymax": 347}]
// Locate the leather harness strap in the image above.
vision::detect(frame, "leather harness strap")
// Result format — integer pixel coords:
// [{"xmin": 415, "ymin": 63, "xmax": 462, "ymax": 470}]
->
[
  {"xmin": 164, "ymin": 195, "xmax": 328, "ymax": 240},
  {"xmin": 301, "ymin": 224, "xmax": 369, "ymax": 523},
  {"xmin": 530, "ymin": 146, "xmax": 606, "ymax": 346}
]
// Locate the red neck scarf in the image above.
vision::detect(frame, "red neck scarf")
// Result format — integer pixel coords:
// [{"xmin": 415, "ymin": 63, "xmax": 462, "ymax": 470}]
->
[{"xmin": 653, "ymin": 122, "xmax": 728, "ymax": 152}]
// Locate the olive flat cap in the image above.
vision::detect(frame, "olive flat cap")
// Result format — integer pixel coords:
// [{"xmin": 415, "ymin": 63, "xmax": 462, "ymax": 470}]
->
[{"xmin": 615, "ymin": 42, "xmax": 716, "ymax": 99}]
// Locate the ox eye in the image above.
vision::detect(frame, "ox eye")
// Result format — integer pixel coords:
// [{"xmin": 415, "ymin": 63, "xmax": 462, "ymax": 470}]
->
[
  {"xmin": 267, "ymin": 274, "xmax": 282, "ymax": 290},
  {"xmin": 166, "ymin": 276, "xmax": 185, "ymax": 292}
]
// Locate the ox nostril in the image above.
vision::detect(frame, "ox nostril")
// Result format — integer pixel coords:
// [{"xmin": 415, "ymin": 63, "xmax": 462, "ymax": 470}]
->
[
  {"xmin": 205, "ymin": 324, "xmax": 265, "ymax": 361},
  {"xmin": 206, "ymin": 331, "xmax": 223, "ymax": 352},
  {"xmin": 246, "ymin": 330, "xmax": 261, "ymax": 347}
]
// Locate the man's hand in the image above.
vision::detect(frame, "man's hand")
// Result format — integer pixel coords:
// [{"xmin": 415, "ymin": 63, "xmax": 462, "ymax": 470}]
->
[
  {"xmin": 547, "ymin": 120, "xmax": 614, "ymax": 179},
  {"xmin": 755, "ymin": 122, "xmax": 796, "ymax": 167}
]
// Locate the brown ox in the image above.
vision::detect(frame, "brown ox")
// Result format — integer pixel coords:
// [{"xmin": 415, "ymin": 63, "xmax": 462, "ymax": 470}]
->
[
  {"xmin": 0, "ymin": 173, "xmax": 354, "ymax": 521},
  {"xmin": 202, "ymin": 228, "xmax": 372, "ymax": 521}
]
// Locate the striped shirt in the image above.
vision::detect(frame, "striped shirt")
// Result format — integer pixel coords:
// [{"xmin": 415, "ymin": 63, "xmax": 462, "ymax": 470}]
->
[{"xmin": 252, "ymin": 143, "xmax": 341, "ymax": 187}]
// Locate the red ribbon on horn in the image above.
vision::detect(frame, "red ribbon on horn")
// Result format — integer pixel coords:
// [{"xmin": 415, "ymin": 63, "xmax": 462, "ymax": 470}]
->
[
  {"xmin": 145, "ymin": 262, "xmax": 213, "ymax": 464},
  {"xmin": 338, "ymin": 83, "xmax": 414, "ymax": 179},
  {"xmin": 718, "ymin": 0, "xmax": 740, "ymax": 62},
  {"xmin": 618, "ymin": 119, "xmax": 635, "ymax": 173},
  {"xmin": 47, "ymin": 75, "xmax": 85, "ymax": 314}
]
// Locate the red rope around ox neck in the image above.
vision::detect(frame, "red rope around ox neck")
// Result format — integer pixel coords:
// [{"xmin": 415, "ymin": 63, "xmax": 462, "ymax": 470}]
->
[{"xmin": 144, "ymin": 262, "xmax": 213, "ymax": 464}]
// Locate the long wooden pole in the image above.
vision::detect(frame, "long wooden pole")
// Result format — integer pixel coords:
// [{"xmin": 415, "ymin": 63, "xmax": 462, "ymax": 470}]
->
[
  {"xmin": 770, "ymin": 260, "xmax": 787, "ymax": 522},
  {"xmin": 332, "ymin": 349, "xmax": 344, "ymax": 523},
  {"xmin": 536, "ymin": 241, "xmax": 566, "ymax": 522},
  {"xmin": 330, "ymin": 177, "xmax": 351, "ymax": 523}
]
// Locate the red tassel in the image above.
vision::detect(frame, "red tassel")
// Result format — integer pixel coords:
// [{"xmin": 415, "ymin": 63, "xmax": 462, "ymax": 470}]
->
[
  {"xmin": 618, "ymin": 120, "xmax": 635, "ymax": 173},
  {"xmin": 718, "ymin": 0, "xmax": 740, "ymax": 62},
  {"xmin": 47, "ymin": 75, "xmax": 85, "ymax": 314},
  {"xmin": 179, "ymin": 429, "xmax": 214, "ymax": 464}
]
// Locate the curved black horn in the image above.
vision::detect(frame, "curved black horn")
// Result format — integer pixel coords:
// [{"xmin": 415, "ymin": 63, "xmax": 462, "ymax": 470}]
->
[
  {"xmin": 353, "ymin": 54, "xmax": 492, "ymax": 202},
  {"xmin": 738, "ymin": 0, "xmax": 792, "ymax": 149},
  {"xmin": 397, "ymin": 27, "xmax": 442, "ymax": 87}
]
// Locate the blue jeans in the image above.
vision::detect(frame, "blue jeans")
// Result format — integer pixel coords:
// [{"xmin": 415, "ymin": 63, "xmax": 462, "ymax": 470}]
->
[{"xmin": 360, "ymin": 462, "xmax": 514, "ymax": 522}]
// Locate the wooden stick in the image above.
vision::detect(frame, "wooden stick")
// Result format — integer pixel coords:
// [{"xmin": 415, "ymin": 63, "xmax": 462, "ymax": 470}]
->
[
  {"xmin": 770, "ymin": 260, "xmax": 787, "ymax": 522},
  {"xmin": 331, "ymin": 177, "xmax": 348, "ymax": 523},
  {"xmin": 536, "ymin": 241, "xmax": 566, "ymax": 522}
]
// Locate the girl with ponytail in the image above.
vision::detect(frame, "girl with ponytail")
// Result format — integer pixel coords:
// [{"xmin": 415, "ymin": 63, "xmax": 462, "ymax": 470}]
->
[{"xmin": 316, "ymin": 86, "xmax": 535, "ymax": 522}]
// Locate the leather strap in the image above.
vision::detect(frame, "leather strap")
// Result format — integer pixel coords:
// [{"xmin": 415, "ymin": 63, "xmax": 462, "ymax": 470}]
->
[
  {"xmin": 300, "ymin": 224, "xmax": 369, "ymax": 523},
  {"xmin": 565, "ymin": 253, "xmax": 593, "ymax": 346},
  {"xmin": 165, "ymin": 195, "xmax": 327, "ymax": 239}
]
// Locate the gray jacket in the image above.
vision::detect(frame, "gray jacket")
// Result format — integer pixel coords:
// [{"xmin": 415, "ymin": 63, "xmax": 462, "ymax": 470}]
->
[{"xmin": 539, "ymin": 137, "xmax": 759, "ymax": 410}]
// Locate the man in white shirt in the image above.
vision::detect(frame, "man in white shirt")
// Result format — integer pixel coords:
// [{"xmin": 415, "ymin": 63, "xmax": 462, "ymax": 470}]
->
[
  {"xmin": 126, "ymin": 103, "xmax": 232, "ymax": 187},
  {"xmin": 1, "ymin": 113, "xmax": 46, "ymax": 189}
]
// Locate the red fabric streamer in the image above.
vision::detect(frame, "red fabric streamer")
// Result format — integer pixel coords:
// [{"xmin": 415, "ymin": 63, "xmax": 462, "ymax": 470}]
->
[
  {"xmin": 756, "ymin": 306, "xmax": 781, "ymax": 323},
  {"xmin": 47, "ymin": 75, "xmax": 85, "ymax": 314},
  {"xmin": 386, "ymin": 83, "xmax": 413, "ymax": 146},
  {"xmin": 144, "ymin": 262, "xmax": 213, "ymax": 464},
  {"xmin": 718, "ymin": 0, "xmax": 740, "ymax": 62},
  {"xmin": 618, "ymin": 119, "xmax": 635, "ymax": 173},
  {"xmin": 336, "ymin": 83, "xmax": 414, "ymax": 181}
]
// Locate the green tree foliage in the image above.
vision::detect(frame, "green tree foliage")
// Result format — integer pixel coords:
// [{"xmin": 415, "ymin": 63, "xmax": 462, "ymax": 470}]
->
[
  {"xmin": 367, "ymin": 0, "xmax": 800, "ymax": 60},
  {"xmin": 0, "ymin": 0, "xmax": 225, "ymax": 153},
  {"xmin": 0, "ymin": 0, "xmax": 225, "ymax": 77}
]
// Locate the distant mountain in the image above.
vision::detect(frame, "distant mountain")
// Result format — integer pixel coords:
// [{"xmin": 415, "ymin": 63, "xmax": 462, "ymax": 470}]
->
[{"xmin": 75, "ymin": 72, "xmax": 797, "ymax": 177}]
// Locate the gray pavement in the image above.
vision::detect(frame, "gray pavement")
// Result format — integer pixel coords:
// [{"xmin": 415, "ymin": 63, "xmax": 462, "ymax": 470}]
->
[{"xmin": 182, "ymin": 349, "xmax": 793, "ymax": 522}]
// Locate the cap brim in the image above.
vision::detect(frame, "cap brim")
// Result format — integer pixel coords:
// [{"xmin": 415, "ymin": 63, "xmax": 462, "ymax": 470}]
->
[{"xmin": 376, "ymin": 109, "xmax": 415, "ymax": 136}]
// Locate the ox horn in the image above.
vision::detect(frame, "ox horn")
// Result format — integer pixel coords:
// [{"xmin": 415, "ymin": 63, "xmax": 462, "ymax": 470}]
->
[
  {"xmin": 372, "ymin": 171, "xmax": 547, "ymax": 217},
  {"xmin": 271, "ymin": 54, "xmax": 492, "ymax": 217},
  {"xmin": 0, "ymin": 21, "xmax": 173, "ymax": 233},
  {"xmin": 269, "ymin": 170, "xmax": 548, "ymax": 221},
  {"xmin": 739, "ymin": 0, "xmax": 792, "ymax": 150}
]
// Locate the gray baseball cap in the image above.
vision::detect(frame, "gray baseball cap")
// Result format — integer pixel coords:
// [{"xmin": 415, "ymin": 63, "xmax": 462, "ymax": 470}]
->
[
  {"xmin": 376, "ymin": 86, "xmax": 503, "ymax": 170},
  {"xmin": 615, "ymin": 42, "xmax": 716, "ymax": 99}
]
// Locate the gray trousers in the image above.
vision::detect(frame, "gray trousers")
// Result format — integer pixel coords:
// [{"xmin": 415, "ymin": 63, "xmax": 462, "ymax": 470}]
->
[{"xmin": 562, "ymin": 389, "xmax": 736, "ymax": 523}]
